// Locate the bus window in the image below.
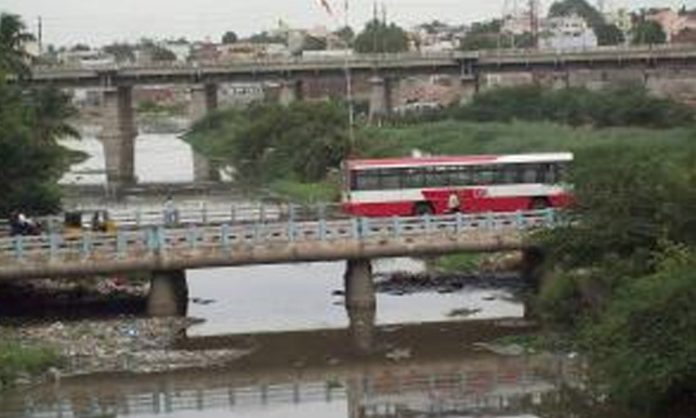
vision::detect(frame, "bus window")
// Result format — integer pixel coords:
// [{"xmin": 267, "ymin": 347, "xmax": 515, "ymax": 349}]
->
[
  {"xmin": 557, "ymin": 163, "xmax": 570, "ymax": 183},
  {"xmin": 540, "ymin": 164, "xmax": 556, "ymax": 184},
  {"xmin": 356, "ymin": 171, "xmax": 380, "ymax": 191},
  {"xmin": 474, "ymin": 167, "xmax": 496, "ymax": 185},
  {"xmin": 424, "ymin": 167, "xmax": 450, "ymax": 188},
  {"xmin": 521, "ymin": 164, "xmax": 541, "ymax": 183},
  {"xmin": 492, "ymin": 165, "xmax": 514, "ymax": 185},
  {"xmin": 380, "ymin": 169, "xmax": 402, "ymax": 189},
  {"xmin": 449, "ymin": 166, "xmax": 472, "ymax": 186},
  {"xmin": 403, "ymin": 168, "xmax": 424, "ymax": 189}
]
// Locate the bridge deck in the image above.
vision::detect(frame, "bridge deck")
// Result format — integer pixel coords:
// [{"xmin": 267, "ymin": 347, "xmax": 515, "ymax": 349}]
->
[{"xmin": 0, "ymin": 210, "xmax": 555, "ymax": 280}]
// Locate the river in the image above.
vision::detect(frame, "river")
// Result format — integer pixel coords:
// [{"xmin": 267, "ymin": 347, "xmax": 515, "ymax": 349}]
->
[{"xmin": 0, "ymin": 133, "xmax": 647, "ymax": 418}]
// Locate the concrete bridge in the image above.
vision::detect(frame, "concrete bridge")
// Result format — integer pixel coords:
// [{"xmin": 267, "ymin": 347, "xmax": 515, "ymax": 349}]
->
[
  {"xmin": 0, "ymin": 319, "xmax": 570, "ymax": 418},
  {"xmin": 0, "ymin": 209, "xmax": 555, "ymax": 316},
  {"xmin": 25, "ymin": 45, "xmax": 696, "ymax": 192}
]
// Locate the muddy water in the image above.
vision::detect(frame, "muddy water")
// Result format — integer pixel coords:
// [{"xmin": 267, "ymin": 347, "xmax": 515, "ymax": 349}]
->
[
  {"xmin": 59, "ymin": 133, "xmax": 195, "ymax": 185},
  {"xmin": 187, "ymin": 258, "xmax": 522, "ymax": 336}
]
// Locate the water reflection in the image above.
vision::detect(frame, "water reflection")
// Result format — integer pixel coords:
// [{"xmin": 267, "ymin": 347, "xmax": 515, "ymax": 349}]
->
[{"xmin": 0, "ymin": 318, "xmax": 571, "ymax": 418}]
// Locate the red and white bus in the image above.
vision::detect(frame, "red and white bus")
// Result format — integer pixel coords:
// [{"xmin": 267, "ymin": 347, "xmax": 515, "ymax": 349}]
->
[{"xmin": 341, "ymin": 153, "xmax": 573, "ymax": 217}]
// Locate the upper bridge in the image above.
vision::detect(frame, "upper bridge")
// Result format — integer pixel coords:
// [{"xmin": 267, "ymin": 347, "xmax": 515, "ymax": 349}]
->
[{"xmin": 26, "ymin": 45, "xmax": 696, "ymax": 88}]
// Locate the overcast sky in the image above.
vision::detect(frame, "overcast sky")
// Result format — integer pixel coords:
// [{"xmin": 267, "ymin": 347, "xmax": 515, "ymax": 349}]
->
[{"xmin": 2, "ymin": 0, "xmax": 692, "ymax": 46}]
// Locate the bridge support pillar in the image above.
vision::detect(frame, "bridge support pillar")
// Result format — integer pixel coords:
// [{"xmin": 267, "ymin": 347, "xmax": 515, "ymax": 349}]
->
[
  {"xmin": 100, "ymin": 86, "xmax": 137, "ymax": 195},
  {"xmin": 147, "ymin": 270, "xmax": 189, "ymax": 317},
  {"xmin": 344, "ymin": 259, "xmax": 376, "ymax": 354},
  {"xmin": 521, "ymin": 247, "xmax": 546, "ymax": 320},
  {"xmin": 189, "ymin": 84, "xmax": 220, "ymax": 183},
  {"xmin": 368, "ymin": 76, "xmax": 393, "ymax": 125},
  {"xmin": 279, "ymin": 79, "xmax": 303, "ymax": 106}
]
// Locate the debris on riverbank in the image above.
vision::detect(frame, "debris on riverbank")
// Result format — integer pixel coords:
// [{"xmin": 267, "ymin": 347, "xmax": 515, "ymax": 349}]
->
[
  {"xmin": 1, "ymin": 317, "xmax": 250, "ymax": 390},
  {"xmin": 374, "ymin": 271, "xmax": 529, "ymax": 295}
]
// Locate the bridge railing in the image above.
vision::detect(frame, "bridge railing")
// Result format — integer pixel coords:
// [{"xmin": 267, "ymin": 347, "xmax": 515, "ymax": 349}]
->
[{"xmin": 0, "ymin": 209, "xmax": 557, "ymax": 264}]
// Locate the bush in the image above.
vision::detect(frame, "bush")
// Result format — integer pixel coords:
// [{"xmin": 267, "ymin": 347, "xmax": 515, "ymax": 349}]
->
[
  {"xmin": 0, "ymin": 340, "xmax": 61, "ymax": 388},
  {"xmin": 449, "ymin": 84, "xmax": 694, "ymax": 129},
  {"xmin": 582, "ymin": 248, "xmax": 696, "ymax": 412}
]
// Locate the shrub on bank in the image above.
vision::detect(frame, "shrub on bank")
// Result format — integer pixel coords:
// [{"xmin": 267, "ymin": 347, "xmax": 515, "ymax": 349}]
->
[
  {"xmin": 581, "ymin": 247, "xmax": 696, "ymax": 412},
  {"xmin": 0, "ymin": 339, "xmax": 61, "ymax": 389},
  {"xmin": 449, "ymin": 84, "xmax": 694, "ymax": 129}
]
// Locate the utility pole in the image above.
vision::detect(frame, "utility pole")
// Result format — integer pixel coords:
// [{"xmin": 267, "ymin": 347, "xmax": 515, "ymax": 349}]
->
[
  {"xmin": 372, "ymin": 0, "xmax": 378, "ymax": 53},
  {"xmin": 37, "ymin": 16, "xmax": 43, "ymax": 55},
  {"xmin": 529, "ymin": 0, "xmax": 540, "ymax": 49},
  {"xmin": 343, "ymin": 0, "xmax": 355, "ymax": 151}
]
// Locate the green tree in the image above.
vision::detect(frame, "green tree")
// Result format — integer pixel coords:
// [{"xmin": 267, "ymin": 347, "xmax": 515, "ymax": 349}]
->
[
  {"xmin": 549, "ymin": 0, "xmax": 605, "ymax": 27},
  {"xmin": 354, "ymin": 19, "xmax": 409, "ymax": 53},
  {"xmin": 334, "ymin": 26, "xmax": 355, "ymax": 46},
  {"xmin": 595, "ymin": 23, "xmax": 625, "ymax": 46},
  {"xmin": 0, "ymin": 14, "xmax": 78, "ymax": 216},
  {"xmin": 246, "ymin": 31, "xmax": 286, "ymax": 44},
  {"xmin": 103, "ymin": 43, "xmax": 135, "ymax": 63},
  {"xmin": 302, "ymin": 35, "xmax": 327, "ymax": 51},
  {"xmin": 186, "ymin": 101, "xmax": 351, "ymax": 184},
  {"xmin": 459, "ymin": 19, "xmax": 503, "ymax": 51},
  {"xmin": 459, "ymin": 33, "xmax": 500, "ymax": 51},
  {"xmin": 70, "ymin": 43, "xmax": 90, "ymax": 51},
  {"xmin": 221, "ymin": 31, "xmax": 238, "ymax": 44},
  {"xmin": 582, "ymin": 249, "xmax": 696, "ymax": 413},
  {"xmin": 632, "ymin": 20, "xmax": 667, "ymax": 45},
  {"xmin": 140, "ymin": 40, "xmax": 177, "ymax": 62},
  {"xmin": 0, "ymin": 13, "xmax": 34, "ymax": 77}
]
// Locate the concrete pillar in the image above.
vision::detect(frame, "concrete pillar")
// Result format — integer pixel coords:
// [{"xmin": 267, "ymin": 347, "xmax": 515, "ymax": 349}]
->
[
  {"xmin": 459, "ymin": 79, "xmax": 478, "ymax": 105},
  {"xmin": 279, "ymin": 79, "xmax": 302, "ymax": 106},
  {"xmin": 189, "ymin": 84, "xmax": 220, "ymax": 183},
  {"xmin": 344, "ymin": 259, "xmax": 376, "ymax": 354},
  {"xmin": 147, "ymin": 270, "xmax": 189, "ymax": 317},
  {"xmin": 99, "ymin": 86, "xmax": 137, "ymax": 193},
  {"xmin": 521, "ymin": 247, "xmax": 546, "ymax": 320},
  {"xmin": 368, "ymin": 76, "xmax": 393, "ymax": 125}
]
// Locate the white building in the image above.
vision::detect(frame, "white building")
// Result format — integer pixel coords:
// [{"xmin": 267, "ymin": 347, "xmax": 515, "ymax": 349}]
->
[{"xmin": 540, "ymin": 14, "xmax": 598, "ymax": 51}]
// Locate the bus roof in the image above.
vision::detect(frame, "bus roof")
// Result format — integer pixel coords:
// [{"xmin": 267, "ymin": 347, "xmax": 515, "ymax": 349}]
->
[{"xmin": 346, "ymin": 153, "xmax": 574, "ymax": 171}]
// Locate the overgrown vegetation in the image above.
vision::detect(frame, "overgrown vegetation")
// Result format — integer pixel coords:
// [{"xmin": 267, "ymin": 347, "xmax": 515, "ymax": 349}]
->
[
  {"xmin": 0, "ymin": 338, "xmax": 62, "ymax": 388},
  {"xmin": 449, "ymin": 84, "xmax": 694, "ymax": 129},
  {"xmin": 0, "ymin": 13, "xmax": 78, "ymax": 217},
  {"xmin": 185, "ymin": 101, "xmax": 353, "ymax": 200}
]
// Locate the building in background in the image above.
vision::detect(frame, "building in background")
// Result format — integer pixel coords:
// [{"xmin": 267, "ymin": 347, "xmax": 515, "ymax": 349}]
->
[{"xmin": 540, "ymin": 14, "xmax": 598, "ymax": 50}]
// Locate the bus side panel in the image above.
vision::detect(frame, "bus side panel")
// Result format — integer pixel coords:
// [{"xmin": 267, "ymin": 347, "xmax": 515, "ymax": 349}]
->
[{"xmin": 342, "ymin": 202, "xmax": 415, "ymax": 217}]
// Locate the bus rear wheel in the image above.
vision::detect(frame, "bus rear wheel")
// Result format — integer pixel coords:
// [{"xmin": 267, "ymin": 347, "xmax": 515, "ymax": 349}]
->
[
  {"xmin": 414, "ymin": 202, "xmax": 434, "ymax": 216},
  {"xmin": 530, "ymin": 198, "xmax": 550, "ymax": 210}
]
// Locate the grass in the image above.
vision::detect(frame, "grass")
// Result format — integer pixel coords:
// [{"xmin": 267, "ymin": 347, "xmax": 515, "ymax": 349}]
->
[
  {"xmin": 434, "ymin": 253, "xmax": 483, "ymax": 274},
  {"xmin": 267, "ymin": 179, "xmax": 340, "ymax": 204},
  {"xmin": 0, "ymin": 338, "xmax": 62, "ymax": 389},
  {"xmin": 359, "ymin": 120, "xmax": 696, "ymax": 158}
]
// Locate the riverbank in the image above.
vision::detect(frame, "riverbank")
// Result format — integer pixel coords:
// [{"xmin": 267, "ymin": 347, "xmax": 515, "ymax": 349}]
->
[{"xmin": 0, "ymin": 317, "xmax": 250, "ymax": 391}]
